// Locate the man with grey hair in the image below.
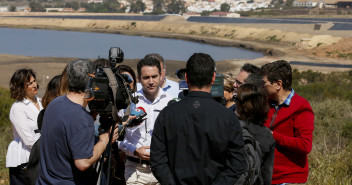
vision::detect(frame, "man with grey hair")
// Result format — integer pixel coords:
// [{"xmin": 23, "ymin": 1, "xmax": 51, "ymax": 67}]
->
[
  {"xmin": 137, "ymin": 53, "xmax": 181, "ymax": 98},
  {"xmin": 233, "ymin": 63, "xmax": 260, "ymax": 95},
  {"xmin": 37, "ymin": 60, "xmax": 119, "ymax": 185}
]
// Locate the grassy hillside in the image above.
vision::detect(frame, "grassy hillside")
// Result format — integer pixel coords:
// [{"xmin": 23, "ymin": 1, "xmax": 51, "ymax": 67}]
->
[
  {"xmin": 0, "ymin": 69, "xmax": 352, "ymax": 184},
  {"xmin": 0, "ymin": 87, "xmax": 14, "ymax": 184}
]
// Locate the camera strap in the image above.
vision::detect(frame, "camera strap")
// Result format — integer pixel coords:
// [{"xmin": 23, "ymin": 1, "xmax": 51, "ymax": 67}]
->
[{"xmin": 102, "ymin": 68, "xmax": 122, "ymax": 123}]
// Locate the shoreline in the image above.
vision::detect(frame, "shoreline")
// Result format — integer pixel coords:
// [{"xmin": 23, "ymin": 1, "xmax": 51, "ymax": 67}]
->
[{"xmin": 1, "ymin": 13, "xmax": 352, "ymax": 93}]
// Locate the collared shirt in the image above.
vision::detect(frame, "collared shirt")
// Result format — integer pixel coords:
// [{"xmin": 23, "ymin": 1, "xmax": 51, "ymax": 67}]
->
[
  {"xmin": 271, "ymin": 89, "xmax": 295, "ymax": 111},
  {"xmin": 119, "ymin": 88, "xmax": 173, "ymax": 157},
  {"xmin": 6, "ymin": 97, "xmax": 43, "ymax": 167},
  {"xmin": 137, "ymin": 78, "xmax": 181, "ymax": 99}
]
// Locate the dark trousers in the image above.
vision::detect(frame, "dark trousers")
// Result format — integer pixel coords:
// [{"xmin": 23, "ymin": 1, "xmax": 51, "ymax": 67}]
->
[{"xmin": 9, "ymin": 164, "xmax": 27, "ymax": 185}]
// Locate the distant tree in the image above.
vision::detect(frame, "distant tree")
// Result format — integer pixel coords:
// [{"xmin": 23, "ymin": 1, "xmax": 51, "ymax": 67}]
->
[
  {"xmin": 8, "ymin": 5, "xmax": 16, "ymax": 12},
  {"xmin": 201, "ymin": 10, "xmax": 211, "ymax": 16},
  {"xmin": 166, "ymin": 0, "xmax": 185, "ymax": 14},
  {"xmin": 73, "ymin": 2, "xmax": 80, "ymax": 10},
  {"xmin": 220, "ymin": 3, "xmax": 230, "ymax": 12},
  {"xmin": 29, "ymin": 2, "xmax": 45, "ymax": 12},
  {"xmin": 283, "ymin": 0, "xmax": 294, "ymax": 9},
  {"xmin": 153, "ymin": 0, "xmax": 164, "ymax": 12},
  {"xmin": 130, "ymin": 0, "xmax": 146, "ymax": 13}
]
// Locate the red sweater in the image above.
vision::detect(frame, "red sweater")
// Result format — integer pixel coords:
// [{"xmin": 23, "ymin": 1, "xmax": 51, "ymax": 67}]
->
[{"xmin": 264, "ymin": 93, "xmax": 314, "ymax": 184}]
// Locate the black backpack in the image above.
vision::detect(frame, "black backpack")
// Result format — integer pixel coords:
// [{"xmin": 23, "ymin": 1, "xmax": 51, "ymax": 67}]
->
[{"xmin": 235, "ymin": 120, "xmax": 262, "ymax": 185}]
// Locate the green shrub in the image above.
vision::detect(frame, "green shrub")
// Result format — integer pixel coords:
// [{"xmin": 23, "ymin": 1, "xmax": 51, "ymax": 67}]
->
[
  {"xmin": 308, "ymin": 99, "xmax": 352, "ymax": 184},
  {"xmin": 0, "ymin": 87, "xmax": 14, "ymax": 184},
  {"xmin": 0, "ymin": 88, "xmax": 14, "ymax": 128}
]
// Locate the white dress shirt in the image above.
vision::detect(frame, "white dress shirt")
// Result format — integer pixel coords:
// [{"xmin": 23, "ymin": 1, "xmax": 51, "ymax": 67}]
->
[
  {"xmin": 119, "ymin": 88, "xmax": 173, "ymax": 157},
  {"xmin": 6, "ymin": 97, "xmax": 43, "ymax": 167},
  {"xmin": 137, "ymin": 78, "xmax": 181, "ymax": 99}
]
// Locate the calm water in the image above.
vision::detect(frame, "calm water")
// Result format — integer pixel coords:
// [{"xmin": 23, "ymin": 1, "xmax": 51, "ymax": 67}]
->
[{"xmin": 0, "ymin": 28, "xmax": 263, "ymax": 61}]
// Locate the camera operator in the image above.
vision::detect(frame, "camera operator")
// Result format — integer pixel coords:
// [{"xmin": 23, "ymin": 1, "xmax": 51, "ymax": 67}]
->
[
  {"xmin": 37, "ymin": 60, "xmax": 120, "ymax": 185},
  {"xmin": 120, "ymin": 57, "xmax": 173, "ymax": 185},
  {"xmin": 150, "ymin": 53, "xmax": 246, "ymax": 185}
]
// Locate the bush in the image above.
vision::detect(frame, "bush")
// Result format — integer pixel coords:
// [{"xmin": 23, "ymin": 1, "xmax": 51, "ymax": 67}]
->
[
  {"xmin": 0, "ymin": 88, "xmax": 14, "ymax": 128},
  {"xmin": 0, "ymin": 87, "xmax": 14, "ymax": 184},
  {"xmin": 308, "ymin": 99, "xmax": 352, "ymax": 184}
]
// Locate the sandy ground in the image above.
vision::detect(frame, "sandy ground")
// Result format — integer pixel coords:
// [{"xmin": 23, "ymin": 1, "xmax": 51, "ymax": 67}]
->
[{"xmin": 0, "ymin": 12, "xmax": 351, "ymax": 95}]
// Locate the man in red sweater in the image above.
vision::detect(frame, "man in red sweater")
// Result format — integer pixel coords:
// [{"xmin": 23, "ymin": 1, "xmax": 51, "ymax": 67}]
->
[{"xmin": 260, "ymin": 60, "xmax": 314, "ymax": 184}]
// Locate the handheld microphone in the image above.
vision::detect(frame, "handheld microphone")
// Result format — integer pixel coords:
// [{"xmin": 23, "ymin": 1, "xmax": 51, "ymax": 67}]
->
[{"xmin": 126, "ymin": 107, "xmax": 147, "ymax": 128}]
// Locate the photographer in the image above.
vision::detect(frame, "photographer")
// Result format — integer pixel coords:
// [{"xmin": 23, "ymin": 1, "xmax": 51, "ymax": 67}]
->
[{"xmin": 37, "ymin": 60, "xmax": 120, "ymax": 185}]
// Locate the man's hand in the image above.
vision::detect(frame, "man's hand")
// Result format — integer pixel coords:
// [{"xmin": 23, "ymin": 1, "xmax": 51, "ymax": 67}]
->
[
  {"xmin": 100, "ymin": 123, "xmax": 119, "ymax": 144},
  {"xmin": 134, "ymin": 146, "xmax": 150, "ymax": 160}
]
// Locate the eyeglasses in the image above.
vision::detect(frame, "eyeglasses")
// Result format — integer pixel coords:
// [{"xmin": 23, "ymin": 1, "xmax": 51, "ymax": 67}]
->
[
  {"xmin": 235, "ymin": 79, "xmax": 244, "ymax": 86},
  {"xmin": 27, "ymin": 79, "xmax": 37, "ymax": 87}
]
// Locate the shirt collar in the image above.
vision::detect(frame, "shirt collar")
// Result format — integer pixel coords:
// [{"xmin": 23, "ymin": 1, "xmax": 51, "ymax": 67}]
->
[
  {"xmin": 22, "ymin": 96, "xmax": 40, "ymax": 105},
  {"xmin": 137, "ymin": 88, "xmax": 166, "ymax": 104},
  {"xmin": 187, "ymin": 91, "xmax": 212, "ymax": 99},
  {"xmin": 162, "ymin": 78, "xmax": 172, "ymax": 91},
  {"xmin": 270, "ymin": 89, "xmax": 295, "ymax": 110}
]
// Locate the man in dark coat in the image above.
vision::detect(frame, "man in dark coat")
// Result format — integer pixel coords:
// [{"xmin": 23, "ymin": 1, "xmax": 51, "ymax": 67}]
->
[{"xmin": 150, "ymin": 53, "xmax": 246, "ymax": 185}]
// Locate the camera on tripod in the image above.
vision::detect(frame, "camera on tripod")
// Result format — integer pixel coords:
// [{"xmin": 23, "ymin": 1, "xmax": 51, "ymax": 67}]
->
[{"xmin": 84, "ymin": 47, "xmax": 139, "ymax": 131}]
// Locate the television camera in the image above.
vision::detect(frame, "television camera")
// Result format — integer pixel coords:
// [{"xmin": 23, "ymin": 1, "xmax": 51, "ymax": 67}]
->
[{"xmin": 175, "ymin": 68, "xmax": 226, "ymax": 105}]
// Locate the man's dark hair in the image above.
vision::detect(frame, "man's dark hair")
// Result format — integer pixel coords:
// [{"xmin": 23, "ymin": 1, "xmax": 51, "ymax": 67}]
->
[
  {"xmin": 137, "ymin": 57, "xmax": 161, "ymax": 76},
  {"xmin": 244, "ymin": 73, "xmax": 264, "ymax": 87},
  {"xmin": 186, "ymin": 53, "xmax": 215, "ymax": 89},
  {"xmin": 67, "ymin": 59, "xmax": 93, "ymax": 93},
  {"xmin": 260, "ymin": 60, "xmax": 292, "ymax": 90},
  {"xmin": 92, "ymin": 58, "xmax": 111, "ymax": 70},
  {"xmin": 10, "ymin": 68, "xmax": 38, "ymax": 101},
  {"xmin": 241, "ymin": 63, "xmax": 260, "ymax": 74},
  {"xmin": 144, "ymin": 53, "xmax": 165, "ymax": 69}
]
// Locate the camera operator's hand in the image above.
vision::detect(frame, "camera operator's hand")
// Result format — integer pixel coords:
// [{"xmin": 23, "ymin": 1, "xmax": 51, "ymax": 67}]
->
[
  {"xmin": 134, "ymin": 146, "xmax": 150, "ymax": 160},
  {"xmin": 100, "ymin": 123, "xmax": 119, "ymax": 144},
  {"xmin": 121, "ymin": 115, "xmax": 137, "ymax": 127}
]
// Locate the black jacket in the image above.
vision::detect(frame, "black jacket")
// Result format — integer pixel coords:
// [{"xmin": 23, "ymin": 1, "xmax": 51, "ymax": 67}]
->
[
  {"xmin": 245, "ymin": 121, "xmax": 275, "ymax": 185},
  {"xmin": 150, "ymin": 91, "xmax": 246, "ymax": 185}
]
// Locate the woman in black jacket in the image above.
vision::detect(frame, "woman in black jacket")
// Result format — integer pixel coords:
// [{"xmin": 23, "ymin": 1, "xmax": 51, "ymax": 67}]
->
[{"xmin": 235, "ymin": 83, "xmax": 276, "ymax": 185}]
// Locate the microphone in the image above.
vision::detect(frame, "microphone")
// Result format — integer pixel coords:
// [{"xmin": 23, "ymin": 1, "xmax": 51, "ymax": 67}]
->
[
  {"xmin": 167, "ymin": 98, "xmax": 181, "ymax": 106},
  {"xmin": 125, "ymin": 107, "xmax": 147, "ymax": 128}
]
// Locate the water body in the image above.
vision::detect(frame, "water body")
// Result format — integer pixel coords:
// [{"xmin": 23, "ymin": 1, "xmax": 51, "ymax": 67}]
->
[{"xmin": 0, "ymin": 28, "xmax": 263, "ymax": 61}]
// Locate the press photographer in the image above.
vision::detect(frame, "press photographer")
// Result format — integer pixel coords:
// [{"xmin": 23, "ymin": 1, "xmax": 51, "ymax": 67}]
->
[
  {"xmin": 84, "ymin": 48, "xmax": 145, "ymax": 185},
  {"xmin": 37, "ymin": 59, "xmax": 120, "ymax": 185}
]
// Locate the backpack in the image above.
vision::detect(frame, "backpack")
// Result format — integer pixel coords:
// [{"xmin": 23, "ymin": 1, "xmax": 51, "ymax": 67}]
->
[{"xmin": 235, "ymin": 120, "xmax": 262, "ymax": 185}]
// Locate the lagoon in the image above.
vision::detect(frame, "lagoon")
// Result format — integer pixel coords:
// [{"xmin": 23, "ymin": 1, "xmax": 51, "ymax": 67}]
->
[{"xmin": 0, "ymin": 28, "xmax": 263, "ymax": 61}]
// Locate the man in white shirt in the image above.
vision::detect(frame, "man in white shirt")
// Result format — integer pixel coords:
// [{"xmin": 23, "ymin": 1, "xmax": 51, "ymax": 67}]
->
[
  {"xmin": 120, "ymin": 57, "xmax": 173, "ymax": 184},
  {"xmin": 137, "ymin": 53, "xmax": 181, "ymax": 98}
]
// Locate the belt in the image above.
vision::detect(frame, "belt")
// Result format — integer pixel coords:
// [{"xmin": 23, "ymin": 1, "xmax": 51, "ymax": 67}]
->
[{"xmin": 127, "ymin": 156, "xmax": 150, "ymax": 165}]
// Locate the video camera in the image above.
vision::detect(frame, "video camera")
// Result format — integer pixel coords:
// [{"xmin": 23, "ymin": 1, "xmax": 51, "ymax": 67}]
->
[
  {"xmin": 175, "ymin": 68, "xmax": 226, "ymax": 105},
  {"xmin": 84, "ymin": 47, "xmax": 139, "ymax": 130}
]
